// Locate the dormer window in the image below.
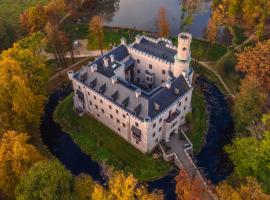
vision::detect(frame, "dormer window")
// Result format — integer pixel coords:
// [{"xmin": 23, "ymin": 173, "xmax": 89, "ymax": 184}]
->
[
  {"xmin": 154, "ymin": 102, "xmax": 160, "ymax": 111},
  {"xmin": 174, "ymin": 87, "xmax": 180, "ymax": 95}
]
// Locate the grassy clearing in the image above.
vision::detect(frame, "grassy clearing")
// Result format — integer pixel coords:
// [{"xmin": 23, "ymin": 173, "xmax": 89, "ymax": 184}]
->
[
  {"xmin": 0, "ymin": 0, "xmax": 48, "ymax": 27},
  {"xmin": 54, "ymin": 95, "xmax": 172, "ymax": 181},
  {"xmin": 87, "ymin": 27, "xmax": 147, "ymax": 50},
  {"xmin": 187, "ymin": 88, "xmax": 207, "ymax": 153}
]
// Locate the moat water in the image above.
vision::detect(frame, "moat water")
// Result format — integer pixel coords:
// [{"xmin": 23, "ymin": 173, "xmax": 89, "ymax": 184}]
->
[{"xmin": 40, "ymin": 76, "xmax": 233, "ymax": 200}]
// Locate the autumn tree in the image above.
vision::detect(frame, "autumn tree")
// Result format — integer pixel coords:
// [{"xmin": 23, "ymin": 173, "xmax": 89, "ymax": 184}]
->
[
  {"xmin": 209, "ymin": 0, "xmax": 270, "ymax": 40},
  {"xmin": 175, "ymin": 169, "xmax": 205, "ymax": 200},
  {"xmin": 74, "ymin": 173, "xmax": 95, "ymax": 200},
  {"xmin": 236, "ymin": 39, "xmax": 270, "ymax": 92},
  {"xmin": 158, "ymin": 7, "xmax": 170, "ymax": 38},
  {"xmin": 0, "ymin": 131, "xmax": 43, "ymax": 199},
  {"xmin": 233, "ymin": 76, "xmax": 267, "ymax": 133},
  {"xmin": 89, "ymin": 16, "xmax": 104, "ymax": 55},
  {"xmin": 20, "ymin": 4, "xmax": 47, "ymax": 34},
  {"xmin": 91, "ymin": 170, "xmax": 163, "ymax": 200},
  {"xmin": 216, "ymin": 177, "xmax": 270, "ymax": 200},
  {"xmin": 15, "ymin": 160, "xmax": 74, "ymax": 200}
]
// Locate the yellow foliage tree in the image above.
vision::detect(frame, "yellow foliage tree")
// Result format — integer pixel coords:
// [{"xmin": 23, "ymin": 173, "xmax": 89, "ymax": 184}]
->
[{"xmin": 0, "ymin": 131, "xmax": 43, "ymax": 199}]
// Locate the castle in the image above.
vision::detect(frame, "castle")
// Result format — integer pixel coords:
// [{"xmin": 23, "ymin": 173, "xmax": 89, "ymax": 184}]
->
[{"xmin": 68, "ymin": 33, "xmax": 193, "ymax": 153}]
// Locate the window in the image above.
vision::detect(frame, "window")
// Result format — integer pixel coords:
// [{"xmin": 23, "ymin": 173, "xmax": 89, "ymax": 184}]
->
[
  {"xmin": 184, "ymin": 106, "xmax": 186, "ymax": 110},
  {"xmin": 162, "ymin": 69, "xmax": 166, "ymax": 75},
  {"xmin": 95, "ymin": 105, "xmax": 98, "ymax": 109},
  {"xmin": 137, "ymin": 78, "xmax": 140, "ymax": 83},
  {"xmin": 78, "ymin": 86, "xmax": 81, "ymax": 90},
  {"xmin": 149, "ymin": 64, "xmax": 152, "ymax": 69},
  {"xmin": 146, "ymin": 77, "xmax": 149, "ymax": 81},
  {"xmin": 89, "ymin": 101, "xmax": 92, "ymax": 105},
  {"xmin": 116, "ymin": 109, "xmax": 119, "ymax": 114},
  {"xmin": 159, "ymin": 127, "xmax": 162, "ymax": 132},
  {"xmin": 100, "ymin": 99, "xmax": 103, "ymax": 104},
  {"xmin": 185, "ymin": 97, "xmax": 188, "ymax": 102},
  {"xmin": 118, "ymin": 128, "xmax": 121, "ymax": 132},
  {"xmin": 181, "ymin": 116, "xmax": 184, "ymax": 120},
  {"xmin": 137, "ymin": 59, "xmax": 140, "ymax": 64},
  {"xmin": 94, "ymin": 96, "xmax": 96, "ymax": 100},
  {"xmin": 123, "ymin": 114, "xmax": 126, "ymax": 118},
  {"xmin": 162, "ymin": 80, "xmax": 165, "ymax": 83},
  {"xmin": 97, "ymin": 114, "xmax": 100, "ymax": 117},
  {"xmin": 122, "ymin": 123, "xmax": 126, "ymax": 127},
  {"xmin": 136, "ymin": 140, "xmax": 139, "ymax": 144},
  {"xmin": 117, "ymin": 119, "xmax": 120, "ymax": 123},
  {"xmin": 109, "ymin": 105, "xmax": 112, "ymax": 109},
  {"xmin": 87, "ymin": 92, "xmax": 90, "ymax": 95},
  {"xmin": 101, "ymin": 109, "xmax": 104, "ymax": 113},
  {"xmin": 135, "ymin": 122, "xmax": 139, "ymax": 127},
  {"xmin": 110, "ymin": 114, "xmax": 113, "ymax": 119},
  {"xmin": 137, "ymin": 69, "xmax": 140, "ymax": 74},
  {"xmin": 153, "ymin": 123, "xmax": 156, "ymax": 128},
  {"xmin": 155, "ymin": 138, "xmax": 158, "ymax": 143},
  {"xmin": 152, "ymin": 132, "xmax": 156, "ymax": 137},
  {"xmin": 159, "ymin": 118, "xmax": 162, "ymax": 123},
  {"xmin": 179, "ymin": 101, "xmax": 182, "ymax": 106}
]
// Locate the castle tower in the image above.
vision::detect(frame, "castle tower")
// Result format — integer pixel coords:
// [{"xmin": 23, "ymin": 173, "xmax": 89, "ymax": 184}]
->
[{"xmin": 173, "ymin": 33, "xmax": 192, "ymax": 78}]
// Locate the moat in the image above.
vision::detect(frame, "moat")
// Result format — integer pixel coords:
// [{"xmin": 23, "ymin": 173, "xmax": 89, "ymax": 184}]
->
[{"xmin": 40, "ymin": 76, "xmax": 233, "ymax": 200}]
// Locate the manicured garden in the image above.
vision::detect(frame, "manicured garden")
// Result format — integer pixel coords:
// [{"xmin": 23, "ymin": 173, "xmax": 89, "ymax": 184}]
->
[{"xmin": 54, "ymin": 95, "xmax": 172, "ymax": 181}]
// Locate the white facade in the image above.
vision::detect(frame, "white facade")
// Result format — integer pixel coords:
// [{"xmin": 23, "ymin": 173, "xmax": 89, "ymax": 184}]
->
[{"xmin": 69, "ymin": 33, "xmax": 194, "ymax": 153}]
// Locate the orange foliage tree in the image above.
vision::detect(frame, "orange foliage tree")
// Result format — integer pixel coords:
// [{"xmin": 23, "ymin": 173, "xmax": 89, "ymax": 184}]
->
[
  {"xmin": 89, "ymin": 16, "xmax": 104, "ymax": 55},
  {"xmin": 158, "ymin": 7, "xmax": 170, "ymax": 38},
  {"xmin": 175, "ymin": 169, "xmax": 205, "ymax": 200},
  {"xmin": 236, "ymin": 39, "xmax": 270, "ymax": 92}
]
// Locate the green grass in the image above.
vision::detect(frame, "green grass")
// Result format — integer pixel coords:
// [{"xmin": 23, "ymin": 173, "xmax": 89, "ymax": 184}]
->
[
  {"xmin": 0, "ymin": 0, "xmax": 48, "ymax": 27},
  {"xmin": 87, "ymin": 27, "xmax": 147, "ymax": 50},
  {"xmin": 54, "ymin": 95, "xmax": 172, "ymax": 181},
  {"xmin": 187, "ymin": 88, "xmax": 207, "ymax": 153}
]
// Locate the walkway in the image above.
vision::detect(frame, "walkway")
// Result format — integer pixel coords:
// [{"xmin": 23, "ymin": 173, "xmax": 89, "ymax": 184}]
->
[{"xmin": 161, "ymin": 133, "xmax": 217, "ymax": 200}]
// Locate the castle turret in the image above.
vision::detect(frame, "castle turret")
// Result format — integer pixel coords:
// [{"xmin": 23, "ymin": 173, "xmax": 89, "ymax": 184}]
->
[{"xmin": 173, "ymin": 33, "xmax": 192, "ymax": 78}]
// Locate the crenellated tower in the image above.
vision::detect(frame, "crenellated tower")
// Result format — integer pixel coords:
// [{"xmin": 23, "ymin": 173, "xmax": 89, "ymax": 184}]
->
[{"xmin": 172, "ymin": 33, "xmax": 192, "ymax": 80}]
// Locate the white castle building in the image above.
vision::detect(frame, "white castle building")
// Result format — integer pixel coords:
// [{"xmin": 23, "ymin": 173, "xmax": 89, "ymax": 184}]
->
[{"xmin": 68, "ymin": 33, "xmax": 194, "ymax": 153}]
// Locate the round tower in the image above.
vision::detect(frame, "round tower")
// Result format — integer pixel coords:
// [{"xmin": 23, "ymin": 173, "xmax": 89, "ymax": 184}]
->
[{"xmin": 173, "ymin": 33, "xmax": 192, "ymax": 78}]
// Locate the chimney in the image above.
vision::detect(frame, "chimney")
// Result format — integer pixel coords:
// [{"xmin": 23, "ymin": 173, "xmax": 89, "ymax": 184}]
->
[
  {"xmin": 103, "ymin": 57, "xmax": 109, "ymax": 67},
  {"xmin": 135, "ymin": 89, "xmax": 142, "ymax": 98},
  {"xmin": 110, "ymin": 54, "xmax": 115, "ymax": 63},
  {"xmin": 121, "ymin": 37, "xmax": 127, "ymax": 45}
]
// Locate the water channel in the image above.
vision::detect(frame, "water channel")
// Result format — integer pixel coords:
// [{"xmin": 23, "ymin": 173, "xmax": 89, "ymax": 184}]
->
[{"xmin": 40, "ymin": 76, "xmax": 233, "ymax": 199}]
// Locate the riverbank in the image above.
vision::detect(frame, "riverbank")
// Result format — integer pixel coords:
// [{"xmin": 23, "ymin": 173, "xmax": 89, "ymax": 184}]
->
[{"xmin": 54, "ymin": 94, "xmax": 172, "ymax": 181}]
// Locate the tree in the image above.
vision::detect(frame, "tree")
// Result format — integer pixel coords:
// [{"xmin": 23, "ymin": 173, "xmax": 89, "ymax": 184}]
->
[
  {"xmin": 236, "ymin": 39, "xmax": 270, "ymax": 92},
  {"xmin": 233, "ymin": 76, "xmax": 267, "ymax": 133},
  {"xmin": 89, "ymin": 16, "xmax": 104, "ymax": 55},
  {"xmin": 175, "ymin": 169, "xmax": 205, "ymax": 200},
  {"xmin": 20, "ymin": 4, "xmax": 47, "ymax": 34},
  {"xmin": 0, "ymin": 131, "xmax": 43, "ymax": 199},
  {"xmin": 74, "ymin": 173, "xmax": 94, "ymax": 200},
  {"xmin": 225, "ymin": 131, "xmax": 270, "ymax": 190},
  {"xmin": 0, "ymin": 58, "xmax": 45, "ymax": 133},
  {"xmin": 15, "ymin": 160, "xmax": 74, "ymax": 200},
  {"xmin": 216, "ymin": 177, "xmax": 270, "ymax": 200},
  {"xmin": 92, "ymin": 170, "xmax": 163, "ymax": 200},
  {"xmin": 209, "ymin": 0, "xmax": 270, "ymax": 39},
  {"xmin": 158, "ymin": 7, "xmax": 170, "ymax": 38}
]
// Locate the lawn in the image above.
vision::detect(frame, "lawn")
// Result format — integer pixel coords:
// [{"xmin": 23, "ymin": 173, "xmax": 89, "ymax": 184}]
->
[
  {"xmin": 54, "ymin": 95, "xmax": 172, "ymax": 181},
  {"xmin": 87, "ymin": 27, "xmax": 148, "ymax": 50},
  {"xmin": 187, "ymin": 88, "xmax": 207, "ymax": 153},
  {"xmin": 0, "ymin": 0, "xmax": 48, "ymax": 27}
]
